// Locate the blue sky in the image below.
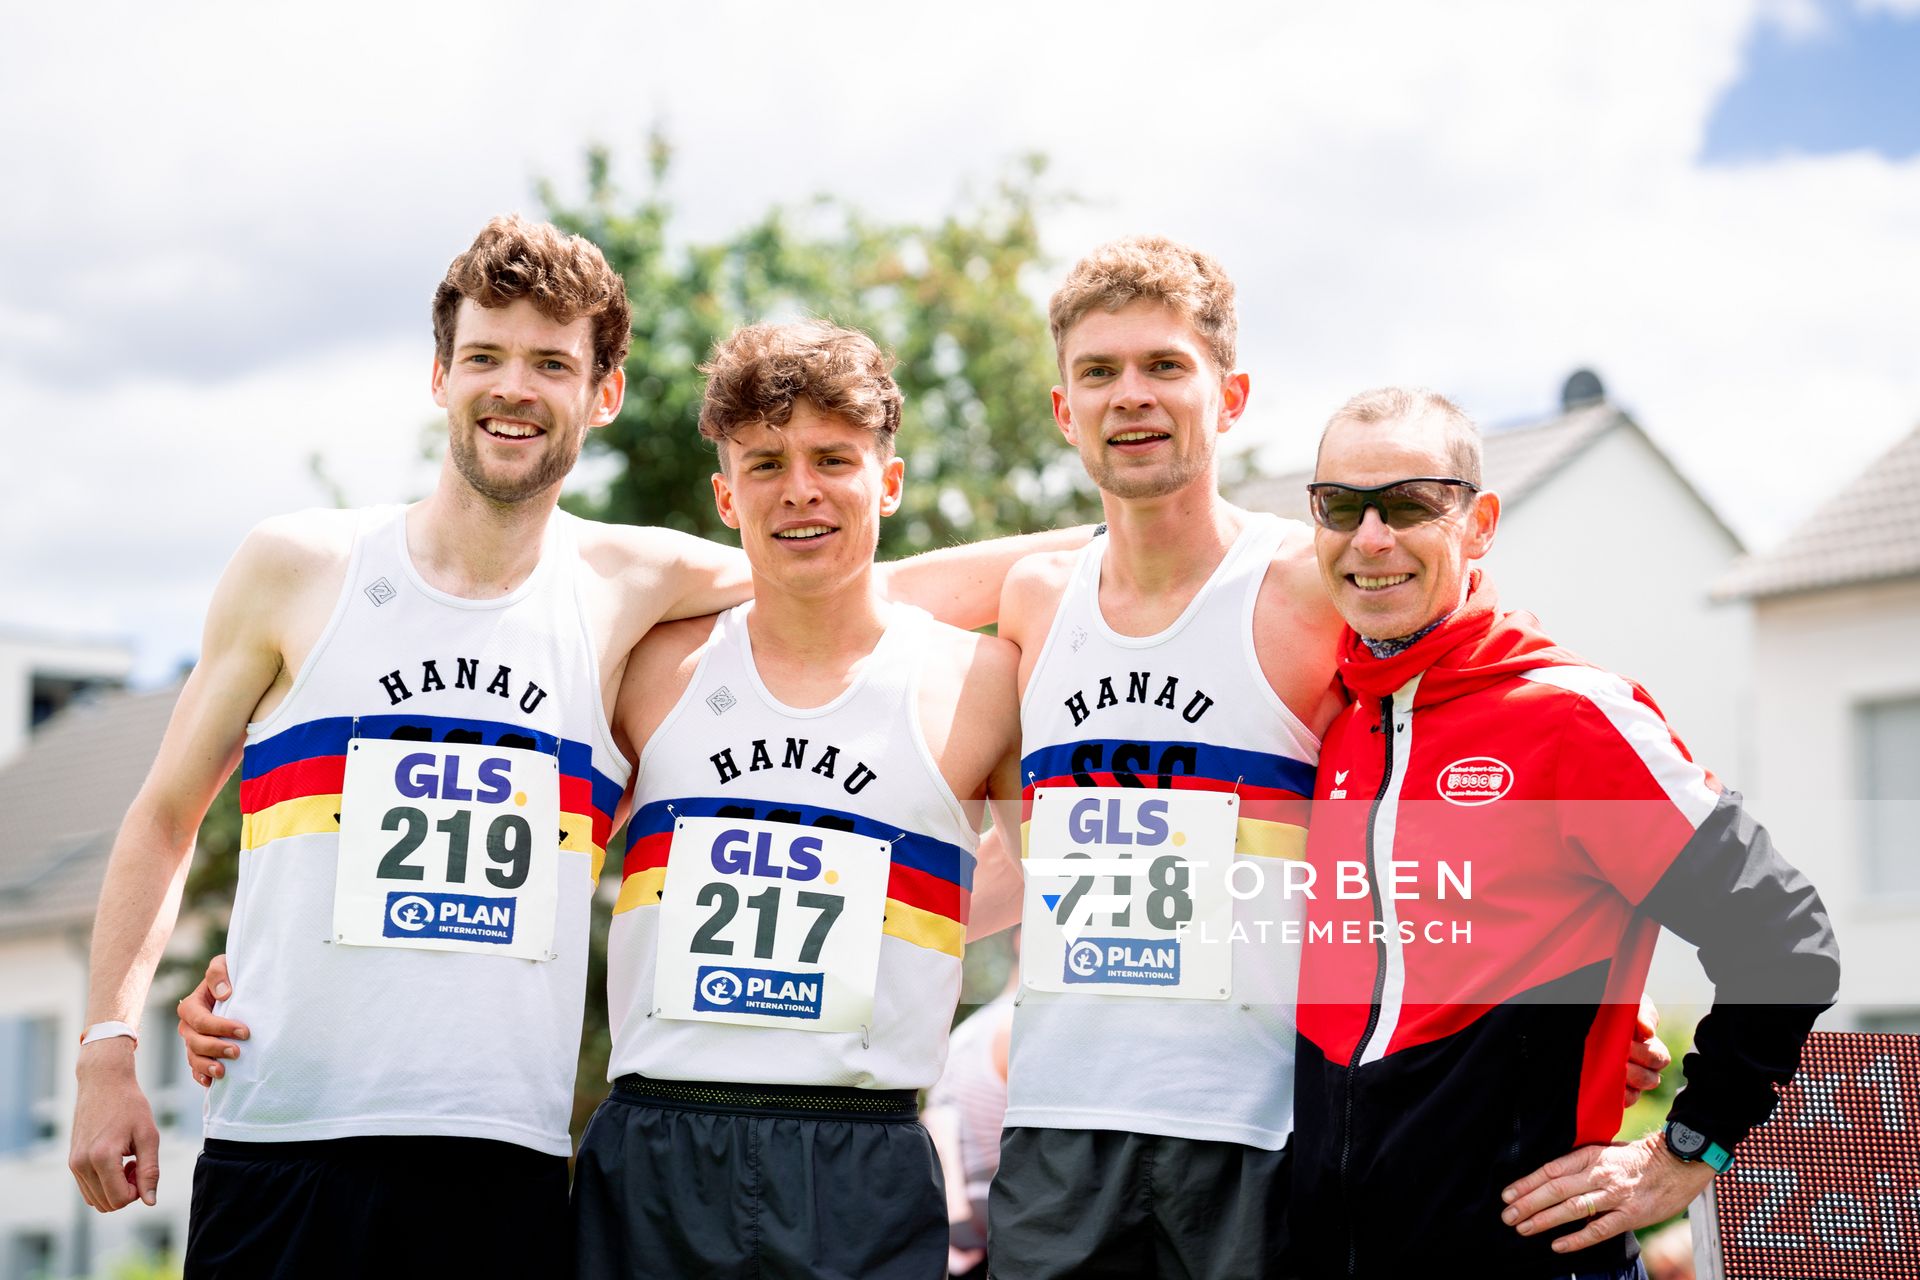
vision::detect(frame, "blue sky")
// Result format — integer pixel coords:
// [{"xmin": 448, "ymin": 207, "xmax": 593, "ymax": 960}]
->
[{"xmin": 1705, "ymin": 1, "xmax": 1920, "ymax": 161}]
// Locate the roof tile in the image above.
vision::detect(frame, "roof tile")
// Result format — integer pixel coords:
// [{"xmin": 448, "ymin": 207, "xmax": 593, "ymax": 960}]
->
[
  {"xmin": 0, "ymin": 686, "xmax": 180, "ymax": 934},
  {"xmin": 1716, "ymin": 423, "xmax": 1920, "ymax": 599}
]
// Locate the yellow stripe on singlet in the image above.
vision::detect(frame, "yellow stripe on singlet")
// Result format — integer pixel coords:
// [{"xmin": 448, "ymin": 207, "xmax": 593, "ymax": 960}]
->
[
  {"xmin": 882, "ymin": 898, "xmax": 966, "ymax": 958},
  {"xmin": 243, "ymin": 794, "xmax": 342, "ymax": 850},
  {"xmin": 613, "ymin": 866, "xmax": 667, "ymax": 915}
]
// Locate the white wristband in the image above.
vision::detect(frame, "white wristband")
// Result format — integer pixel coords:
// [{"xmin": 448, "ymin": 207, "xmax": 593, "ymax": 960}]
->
[{"xmin": 79, "ymin": 1021, "xmax": 140, "ymax": 1048}]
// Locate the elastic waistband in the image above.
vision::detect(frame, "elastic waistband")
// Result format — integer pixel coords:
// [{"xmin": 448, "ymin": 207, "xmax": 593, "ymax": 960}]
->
[
  {"xmin": 199, "ymin": 1135, "xmax": 561, "ymax": 1167},
  {"xmin": 612, "ymin": 1074, "xmax": 919, "ymax": 1121}
]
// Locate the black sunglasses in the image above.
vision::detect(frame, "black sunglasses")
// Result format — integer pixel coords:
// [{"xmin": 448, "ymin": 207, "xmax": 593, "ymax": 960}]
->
[{"xmin": 1306, "ymin": 478, "xmax": 1480, "ymax": 532}]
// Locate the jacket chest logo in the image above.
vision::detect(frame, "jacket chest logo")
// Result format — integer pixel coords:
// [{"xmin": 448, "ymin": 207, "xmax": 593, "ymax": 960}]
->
[{"xmin": 1437, "ymin": 757, "xmax": 1513, "ymax": 806}]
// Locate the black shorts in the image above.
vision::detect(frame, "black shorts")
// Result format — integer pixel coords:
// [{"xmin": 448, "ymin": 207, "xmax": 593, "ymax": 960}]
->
[
  {"xmin": 988, "ymin": 1127, "xmax": 1293, "ymax": 1279},
  {"xmin": 572, "ymin": 1075, "xmax": 947, "ymax": 1280},
  {"xmin": 184, "ymin": 1135, "xmax": 569, "ymax": 1279}
]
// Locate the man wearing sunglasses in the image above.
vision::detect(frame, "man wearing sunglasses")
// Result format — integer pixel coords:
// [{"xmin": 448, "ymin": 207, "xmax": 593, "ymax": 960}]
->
[
  {"xmin": 979, "ymin": 243, "xmax": 1667, "ymax": 1279},
  {"xmin": 1289, "ymin": 387, "xmax": 1839, "ymax": 1278}
]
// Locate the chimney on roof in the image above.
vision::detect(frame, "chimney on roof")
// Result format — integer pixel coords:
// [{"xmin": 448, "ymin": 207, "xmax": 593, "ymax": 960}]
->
[{"xmin": 1561, "ymin": 369, "xmax": 1605, "ymax": 412}]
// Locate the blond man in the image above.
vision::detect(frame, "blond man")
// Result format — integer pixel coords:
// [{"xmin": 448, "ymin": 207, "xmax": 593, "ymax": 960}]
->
[{"xmin": 983, "ymin": 240, "xmax": 1666, "ymax": 1279}]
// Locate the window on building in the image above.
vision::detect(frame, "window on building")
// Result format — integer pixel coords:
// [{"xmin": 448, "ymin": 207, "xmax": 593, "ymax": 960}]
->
[
  {"xmin": 5, "ymin": 1231, "xmax": 55, "ymax": 1280},
  {"xmin": 1858, "ymin": 696, "xmax": 1920, "ymax": 896},
  {"xmin": 144, "ymin": 1005, "xmax": 189, "ymax": 1133},
  {"xmin": 134, "ymin": 1222, "xmax": 175, "ymax": 1264},
  {"xmin": 1858, "ymin": 1009, "xmax": 1920, "ymax": 1035},
  {"xmin": 0, "ymin": 1016, "xmax": 58, "ymax": 1154},
  {"xmin": 27, "ymin": 673, "xmax": 123, "ymax": 729}
]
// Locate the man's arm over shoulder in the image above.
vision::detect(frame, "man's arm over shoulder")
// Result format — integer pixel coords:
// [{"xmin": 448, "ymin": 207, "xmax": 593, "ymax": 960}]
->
[
  {"xmin": 881, "ymin": 525, "xmax": 1097, "ymax": 632},
  {"xmin": 965, "ymin": 634, "xmax": 1027, "ymax": 944},
  {"xmin": 911, "ymin": 623, "xmax": 1024, "ymax": 942},
  {"xmin": 1254, "ymin": 520, "xmax": 1347, "ymax": 739},
  {"xmin": 71, "ymin": 514, "xmax": 336, "ymax": 1212},
  {"xmin": 608, "ymin": 613, "xmax": 724, "ymax": 800},
  {"xmin": 969, "ymin": 747, "xmax": 1026, "ymax": 943},
  {"xmin": 578, "ymin": 522, "xmax": 753, "ymax": 631},
  {"xmin": 996, "ymin": 547, "xmax": 1079, "ymax": 690}
]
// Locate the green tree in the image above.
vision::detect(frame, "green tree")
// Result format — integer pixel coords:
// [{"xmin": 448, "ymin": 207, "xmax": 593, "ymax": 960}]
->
[{"xmin": 542, "ymin": 135, "xmax": 1099, "ymax": 551}]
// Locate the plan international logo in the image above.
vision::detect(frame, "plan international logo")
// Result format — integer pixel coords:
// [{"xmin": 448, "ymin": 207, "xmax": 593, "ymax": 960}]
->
[
  {"xmin": 383, "ymin": 891, "xmax": 517, "ymax": 944},
  {"xmin": 693, "ymin": 964, "xmax": 824, "ymax": 1019}
]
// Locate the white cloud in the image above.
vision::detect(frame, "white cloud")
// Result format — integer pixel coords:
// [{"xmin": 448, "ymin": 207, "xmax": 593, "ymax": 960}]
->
[
  {"xmin": 9, "ymin": 0, "xmax": 1920, "ymax": 675},
  {"xmin": 7, "ymin": 340, "xmax": 436, "ymax": 678},
  {"xmin": 1755, "ymin": 0, "xmax": 1832, "ymax": 39}
]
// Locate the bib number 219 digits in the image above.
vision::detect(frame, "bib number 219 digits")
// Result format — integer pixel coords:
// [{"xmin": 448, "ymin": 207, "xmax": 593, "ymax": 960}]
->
[
  {"xmin": 655, "ymin": 816, "xmax": 889, "ymax": 1032},
  {"xmin": 333, "ymin": 737, "xmax": 562, "ymax": 960}
]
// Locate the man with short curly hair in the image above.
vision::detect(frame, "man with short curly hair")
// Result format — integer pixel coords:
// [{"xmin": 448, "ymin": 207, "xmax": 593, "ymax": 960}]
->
[
  {"xmin": 76, "ymin": 218, "xmax": 1081, "ymax": 1279},
  {"xmin": 572, "ymin": 318, "xmax": 1028, "ymax": 1278},
  {"xmin": 697, "ymin": 318, "xmax": 904, "ymax": 458}
]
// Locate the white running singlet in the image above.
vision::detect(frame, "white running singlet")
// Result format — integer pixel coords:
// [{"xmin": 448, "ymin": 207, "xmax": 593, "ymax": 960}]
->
[
  {"xmin": 607, "ymin": 603, "xmax": 979, "ymax": 1090},
  {"xmin": 211, "ymin": 505, "xmax": 630, "ymax": 1155},
  {"xmin": 1007, "ymin": 515, "xmax": 1320, "ymax": 1150}
]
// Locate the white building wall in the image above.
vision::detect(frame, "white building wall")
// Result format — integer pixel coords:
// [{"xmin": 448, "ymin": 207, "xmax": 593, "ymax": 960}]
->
[
  {"xmin": 1476, "ymin": 427, "xmax": 1751, "ymax": 783},
  {"xmin": 0, "ymin": 930, "xmax": 200, "ymax": 1279},
  {"xmin": 1747, "ymin": 577, "xmax": 1920, "ymax": 1026},
  {"xmin": 1474, "ymin": 427, "xmax": 1750, "ymax": 1018},
  {"xmin": 0, "ymin": 635, "xmax": 135, "ymax": 768}
]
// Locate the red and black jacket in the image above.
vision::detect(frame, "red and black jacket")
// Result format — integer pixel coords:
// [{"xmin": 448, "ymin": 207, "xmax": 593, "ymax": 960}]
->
[{"xmin": 1292, "ymin": 574, "xmax": 1838, "ymax": 1277}]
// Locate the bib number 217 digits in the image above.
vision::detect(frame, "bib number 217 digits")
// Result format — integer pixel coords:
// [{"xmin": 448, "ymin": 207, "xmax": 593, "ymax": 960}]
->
[{"xmin": 656, "ymin": 816, "xmax": 889, "ymax": 1032}]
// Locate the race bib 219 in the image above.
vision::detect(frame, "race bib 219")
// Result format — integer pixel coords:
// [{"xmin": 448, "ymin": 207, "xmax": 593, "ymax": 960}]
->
[{"xmin": 333, "ymin": 737, "xmax": 561, "ymax": 961}]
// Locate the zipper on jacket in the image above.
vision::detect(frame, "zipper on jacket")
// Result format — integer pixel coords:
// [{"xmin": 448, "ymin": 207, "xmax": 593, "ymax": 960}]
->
[{"xmin": 1340, "ymin": 694, "xmax": 1398, "ymax": 1278}]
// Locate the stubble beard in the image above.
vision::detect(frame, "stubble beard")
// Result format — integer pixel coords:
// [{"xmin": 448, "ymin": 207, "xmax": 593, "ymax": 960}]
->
[
  {"xmin": 1086, "ymin": 440, "xmax": 1211, "ymax": 502},
  {"xmin": 448, "ymin": 403, "xmax": 584, "ymax": 506}
]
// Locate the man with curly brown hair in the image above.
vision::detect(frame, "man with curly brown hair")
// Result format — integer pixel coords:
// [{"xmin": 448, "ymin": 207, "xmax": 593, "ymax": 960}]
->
[
  {"xmin": 572, "ymin": 319, "xmax": 1027, "ymax": 1278},
  {"xmin": 73, "ymin": 218, "xmax": 1072, "ymax": 1279}
]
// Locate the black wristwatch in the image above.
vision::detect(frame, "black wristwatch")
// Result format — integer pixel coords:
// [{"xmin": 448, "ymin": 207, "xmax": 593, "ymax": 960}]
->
[{"xmin": 1663, "ymin": 1120, "xmax": 1733, "ymax": 1173}]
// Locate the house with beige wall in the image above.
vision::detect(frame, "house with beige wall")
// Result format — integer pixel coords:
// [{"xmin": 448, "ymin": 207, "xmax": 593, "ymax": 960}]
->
[
  {"xmin": 0, "ymin": 687, "xmax": 198, "ymax": 1280},
  {"xmin": 1716, "ymin": 422, "xmax": 1920, "ymax": 1031}
]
